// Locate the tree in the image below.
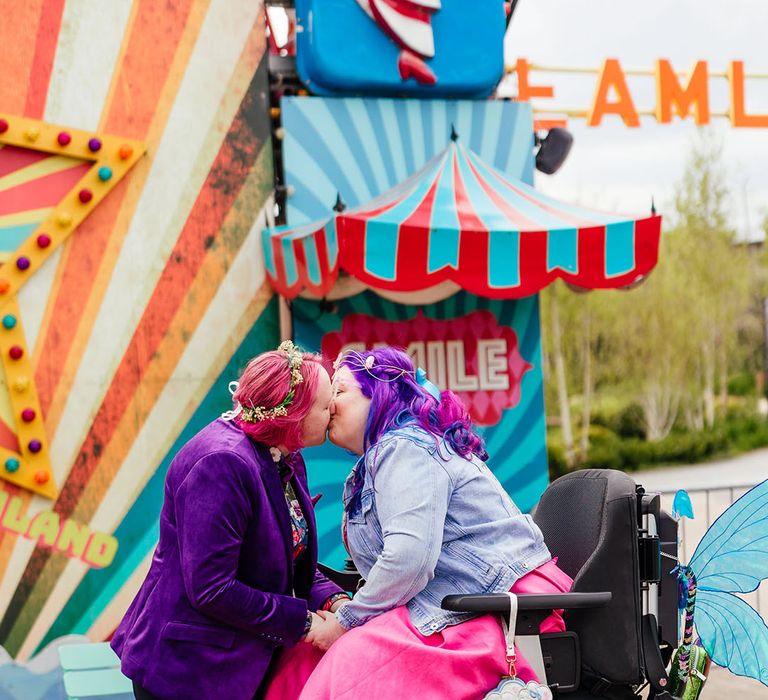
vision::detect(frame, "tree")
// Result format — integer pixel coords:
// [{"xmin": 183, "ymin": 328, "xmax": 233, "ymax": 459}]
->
[{"xmin": 541, "ymin": 131, "xmax": 754, "ymax": 445}]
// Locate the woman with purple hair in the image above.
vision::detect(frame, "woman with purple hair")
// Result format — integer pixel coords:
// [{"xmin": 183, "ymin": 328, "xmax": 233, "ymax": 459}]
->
[{"xmin": 264, "ymin": 346, "xmax": 573, "ymax": 699}]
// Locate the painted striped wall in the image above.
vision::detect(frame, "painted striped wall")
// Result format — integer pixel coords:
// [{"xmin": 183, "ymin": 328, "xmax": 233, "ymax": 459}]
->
[
  {"xmin": 282, "ymin": 96, "xmax": 535, "ymax": 224},
  {"xmin": 0, "ymin": 0, "xmax": 278, "ymax": 661}
]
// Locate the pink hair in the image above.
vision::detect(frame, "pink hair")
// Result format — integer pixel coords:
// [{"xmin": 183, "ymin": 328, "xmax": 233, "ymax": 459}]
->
[{"xmin": 232, "ymin": 348, "xmax": 323, "ymax": 451}]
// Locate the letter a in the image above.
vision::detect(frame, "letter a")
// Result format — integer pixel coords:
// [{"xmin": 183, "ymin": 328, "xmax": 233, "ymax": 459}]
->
[{"xmin": 587, "ymin": 59, "xmax": 640, "ymax": 127}]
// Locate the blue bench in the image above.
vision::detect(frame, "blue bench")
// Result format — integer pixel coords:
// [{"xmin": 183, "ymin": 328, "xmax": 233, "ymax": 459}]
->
[{"xmin": 58, "ymin": 642, "xmax": 133, "ymax": 700}]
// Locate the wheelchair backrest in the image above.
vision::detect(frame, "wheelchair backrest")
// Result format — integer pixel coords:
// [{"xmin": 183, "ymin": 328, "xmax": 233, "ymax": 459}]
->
[{"xmin": 533, "ymin": 469, "xmax": 645, "ymax": 686}]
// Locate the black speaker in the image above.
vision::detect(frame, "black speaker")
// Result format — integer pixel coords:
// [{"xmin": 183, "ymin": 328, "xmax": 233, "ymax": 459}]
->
[{"xmin": 535, "ymin": 127, "xmax": 574, "ymax": 175}]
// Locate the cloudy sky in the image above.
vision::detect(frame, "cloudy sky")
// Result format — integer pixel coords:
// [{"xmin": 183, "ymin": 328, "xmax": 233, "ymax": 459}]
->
[{"xmin": 504, "ymin": 0, "xmax": 768, "ymax": 239}]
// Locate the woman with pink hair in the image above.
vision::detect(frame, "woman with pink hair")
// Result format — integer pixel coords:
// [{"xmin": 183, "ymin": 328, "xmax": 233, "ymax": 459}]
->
[
  {"xmin": 111, "ymin": 341, "xmax": 350, "ymax": 700},
  {"xmin": 265, "ymin": 346, "xmax": 572, "ymax": 699}
]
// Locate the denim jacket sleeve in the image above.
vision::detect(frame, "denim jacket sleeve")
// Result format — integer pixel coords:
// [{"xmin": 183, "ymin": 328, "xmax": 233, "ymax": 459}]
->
[{"xmin": 336, "ymin": 435, "xmax": 451, "ymax": 630}]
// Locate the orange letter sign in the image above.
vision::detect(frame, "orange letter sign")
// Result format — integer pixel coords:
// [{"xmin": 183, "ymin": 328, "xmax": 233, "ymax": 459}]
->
[
  {"xmin": 587, "ymin": 59, "xmax": 640, "ymax": 127},
  {"xmin": 729, "ymin": 61, "xmax": 768, "ymax": 127},
  {"xmin": 655, "ymin": 60, "xmax": 710, "ymax": 124},
  {"xmin": 514, "ymin": 59, "xmax": 555, "ymax": 101}
]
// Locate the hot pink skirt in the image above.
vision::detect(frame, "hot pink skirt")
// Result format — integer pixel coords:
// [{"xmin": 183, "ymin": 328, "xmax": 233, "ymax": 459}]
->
[{"xmin": 263, "ymin": 559, "xmax": 573, "ymax": 700}]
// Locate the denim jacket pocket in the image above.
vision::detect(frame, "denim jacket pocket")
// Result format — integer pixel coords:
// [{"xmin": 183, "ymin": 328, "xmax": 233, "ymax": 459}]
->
[
  {"xmin": 347, "ymin": 489, "xmax": 374, "ymax": 524},
  {"xmin": 442, "ymin": 539, "xmax": 492, "ymax": 577}
]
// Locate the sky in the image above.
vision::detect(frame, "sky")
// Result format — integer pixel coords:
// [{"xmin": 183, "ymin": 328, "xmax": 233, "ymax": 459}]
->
[{"xmin": 503, "ymin": 0, "xmax": 768, "ymax": 240}]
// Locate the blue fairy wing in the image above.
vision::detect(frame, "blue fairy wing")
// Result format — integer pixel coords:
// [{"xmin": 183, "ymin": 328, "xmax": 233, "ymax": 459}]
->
[
  {"xmin": 695, "ymin": 589, "xmax": 768, "ymax": 686},
  {"xmin": 672, "ymin": 489, "xmax": 694, "ymax": 520},
  {"xmin": 689, "ymin": 479, "xmax": 768, "ymax": 593}
]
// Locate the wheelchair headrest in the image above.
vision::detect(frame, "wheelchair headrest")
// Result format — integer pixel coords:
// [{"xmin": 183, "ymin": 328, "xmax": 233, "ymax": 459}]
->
[{"xmin": 533, "ymin": 469, "xmax": 638, "ymax": 580}]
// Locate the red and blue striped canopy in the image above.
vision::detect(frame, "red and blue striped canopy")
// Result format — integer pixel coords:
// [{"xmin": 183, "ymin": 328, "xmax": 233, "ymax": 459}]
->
[{"xmin": 263, "ymin": 138, "xmax": 661, "ymax": 299}]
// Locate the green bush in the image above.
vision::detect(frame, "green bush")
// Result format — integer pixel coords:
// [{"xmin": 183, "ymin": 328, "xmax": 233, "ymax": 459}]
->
[
  {"xmin": 546, "ymin": 405, "xmax": 768, "ymax": 476},
  {"xmin": 547, "ymin": 443, "xmax": 568, "ymax": 479},
  {"xmin": 727, "ymin": 371, "xmax": 757, "ymax": 397},
  {"xmin": 613, "ymin": 403, "xmax": 646, "ymax": 439}
]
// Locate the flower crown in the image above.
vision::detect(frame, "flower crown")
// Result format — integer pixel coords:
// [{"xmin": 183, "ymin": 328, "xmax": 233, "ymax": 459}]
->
[
  {"xmin": 334, "ymin": 350, "xmax": 441, "ymax": 403},
  {"xmin": 223, "ymin": 340, "xmax": 305, "ymax": 423}
]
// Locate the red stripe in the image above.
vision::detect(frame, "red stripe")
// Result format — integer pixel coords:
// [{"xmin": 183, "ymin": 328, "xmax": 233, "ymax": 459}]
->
[
  {"xmin": 396, "ymin": 165, "xmax": 440, "ymax": 285},
  {"xmin": 24, "ymin": 0, "xmax": 66, "ymax": 118},
  {"xmin": 0, "ymin": 416, "xmax": 20, "ymax": 453},
  {"xmin": 516, "ymin": 229, "xmax": 549, "ymax": 292},
  {"xmin": 375, "ymin": 0, "xmax": 432, "ymax": 22},
  {"xmin": 0, "ymin": 162, "xmax": 92, "ymax": 216},
  {"xmin": 303, "ymin": 227, "xmax": 337, "ymax": 297},
  {"xmin": 35, "ymin": 0, "xmax": 198, "ymax": 416},
  {"xmin": 349, "ymin": 190, "xmax": 417, "ymax": 222},
  {"xmin": 293, "ymin": 236, "xmax": 308, "ymax": 289},
  {"xmin": 0, "ymin": 145, "xmax": 51, "ymax": 179},
  {"xmin": 350, "ymin": 152, "xmax": 449, "ymax": 222},
  {"xmin": 575, "ymin": 226, "xmax": 607, "ymax": 287},
  {"xmin": 463, "ymin": 149, "xmax": 541, "ymax": 230},
  {"xmin": 452, "ymin": 153, "xmax": 490, "ymax": 288},
  {"xmin": 631, "ymin": 216, "xmax": 661, "ymax": 276},
  {"xmin": 470, "ymin": 150, "xmax": 595, "ymax": 228},
  {"xmin": 50, "ymin": 83, "xmax": 267, "ymax": 523}
]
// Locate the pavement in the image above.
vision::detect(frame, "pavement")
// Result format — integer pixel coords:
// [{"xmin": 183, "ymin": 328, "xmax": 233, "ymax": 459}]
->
[
  {"xmin": 639, "ymin": 666, "xmax": 766, "ymax": 699},
  {"xmin": 633, "ymin": 447, "xmax": 768, "ymax": 492}
]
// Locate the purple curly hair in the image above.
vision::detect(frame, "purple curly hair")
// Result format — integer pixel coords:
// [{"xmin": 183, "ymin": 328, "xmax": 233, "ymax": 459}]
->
[{"xmin": 339, "ymin": 346, "xmax": 487, "ymax": 462}]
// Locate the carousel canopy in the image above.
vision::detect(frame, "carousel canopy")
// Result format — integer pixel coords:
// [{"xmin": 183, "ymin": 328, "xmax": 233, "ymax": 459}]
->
[{"xmin": 262, "ymin": 137, "xmax": 661, "ymax": 299}]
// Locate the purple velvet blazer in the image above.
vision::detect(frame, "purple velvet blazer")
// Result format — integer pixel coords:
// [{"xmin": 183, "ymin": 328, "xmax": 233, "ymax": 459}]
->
[{"xmin": 111, "ymin": 418, "xmax": 341, "ymax": 700}]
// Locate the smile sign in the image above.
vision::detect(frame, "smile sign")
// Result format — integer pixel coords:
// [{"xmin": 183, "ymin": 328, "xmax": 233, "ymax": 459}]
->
[{"xmin": 320, "ymin": 310, "xmax": 532, "ymax": 426}]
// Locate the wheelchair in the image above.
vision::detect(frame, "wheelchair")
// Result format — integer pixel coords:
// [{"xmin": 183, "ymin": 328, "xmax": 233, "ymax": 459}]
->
[{"xmin": 320, "ymin": 469, "xmax": 680, "ymax": 699}]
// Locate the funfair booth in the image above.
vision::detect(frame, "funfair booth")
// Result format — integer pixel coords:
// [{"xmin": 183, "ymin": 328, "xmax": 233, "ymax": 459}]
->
[
  {"xmin": 0, "ymin": 1, "xmax": 660, "ymax": 697},
  {"xmin": 262, "ymin": 1, "xmax": 661, "ymax": 569}
]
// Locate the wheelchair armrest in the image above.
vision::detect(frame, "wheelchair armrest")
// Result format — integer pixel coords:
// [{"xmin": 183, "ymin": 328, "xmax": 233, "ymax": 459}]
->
[
  {"xmin": 441, "ymin": 591, "xmax": 612, "ymax": 614},
  {"xmin": 317, "ymin": 562, "xmax": 363, "ymax": 591}
]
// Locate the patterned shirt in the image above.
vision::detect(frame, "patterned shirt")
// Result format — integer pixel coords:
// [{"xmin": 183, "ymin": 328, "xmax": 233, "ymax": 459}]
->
[{"xmin": 284, "ymin": 480, "xmax": 308, "ymax": 561}]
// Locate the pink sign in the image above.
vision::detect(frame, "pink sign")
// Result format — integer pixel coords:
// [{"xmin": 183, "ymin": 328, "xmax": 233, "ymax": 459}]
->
[{"xmin": 321, "ymin": 310, "xmax": 531, "ymax": 426}]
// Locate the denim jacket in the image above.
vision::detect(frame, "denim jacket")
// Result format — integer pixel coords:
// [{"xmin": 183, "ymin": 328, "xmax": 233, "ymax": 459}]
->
[{"xmin": 336, "ymin": 426, "xmax": 551, "ymax": 635}]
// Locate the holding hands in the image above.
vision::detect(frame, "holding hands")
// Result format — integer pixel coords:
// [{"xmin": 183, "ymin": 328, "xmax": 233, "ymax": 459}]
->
[{"xmin": 305, "ymin": 607, "xmax": 348, "ymax": 651}]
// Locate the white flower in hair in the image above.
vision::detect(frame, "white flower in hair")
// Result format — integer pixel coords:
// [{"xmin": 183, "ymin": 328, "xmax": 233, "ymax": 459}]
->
[
  {"xmin": 364, "ymin": 355, "xmax": 375, "ymax": 369},
  {"xmin": 269, "ymin": 447, "xmax": 282, "ymax": 463}
]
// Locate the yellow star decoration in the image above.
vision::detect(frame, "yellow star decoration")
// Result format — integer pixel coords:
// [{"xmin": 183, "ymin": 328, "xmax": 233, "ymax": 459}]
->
[{"xmin": 0, "ymin": 113, "xmax": 146, "ymax": 498}]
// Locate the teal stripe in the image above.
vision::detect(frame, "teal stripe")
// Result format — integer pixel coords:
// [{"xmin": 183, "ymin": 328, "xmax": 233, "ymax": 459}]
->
[
  {"xmin": 488, "ymin": 230, "xmax": 521, "ymax": 287},
  {"xmin": 507, "ymin": 451, "xmax": 550, "ymax": 513},
  {"xmin": 605, "ymin": 221, "xmax": 635, "ymax": 276},
  {"xmin": 364, "ymin": 153, "xmax": 446, "ymax": 281},
  {"xmin": 36, "ymin": 298, "xmax": 280, "ymax": 653},
  {"xmin": 547, "ymin": 228, "xmax": 579, "ymax": 273},
  {"xmin": 281, "ymin": 236, "xmax": 298, "ymax": 286},
  {"xmin": 326, "ymin": 219, "xmax": 338, "ymax": 267},
  {"xmin": 261, "ymin": 228, "xmax": 276, "ymax": 276},
  {"xmin": 363, "ymin": 220, "xmax": 400, "ymax": 281},
  {"xmin": 484, "ymin": 357, "xmax": 539, "ymax": 459},
  {"xmin": 467, "ymin": 150, "xmax": 574, "ymax": 229},
  {"xmin": 455, "ymin": 144, "xmax": 511, "ymax": 230},
  {"xmin": 373, "ymin": 150, "xmax": 446, "ymax": 224},
  {"xmin": 302, "ymin": 236, "xmax": 321, "ymax": 284},
  {"xmin": 0, "ymin": 222, "xmax": 39, "ymax": 251},
  {"xmin": 427, "ymin": 152, "xmax": 461, "ymax": 273}
]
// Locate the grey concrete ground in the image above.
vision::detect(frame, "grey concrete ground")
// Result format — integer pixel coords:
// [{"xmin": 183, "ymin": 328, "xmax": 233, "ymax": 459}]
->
[
  {"xmin": 634, "ymin": 453, "xmax": 768, "ymax": 699},
  {"xmin": 633, "ymin": 447, "xmax": 768, "ymax": 492},
  {"xmin": 639, "ymin": 666, "xmax": 765, "ymax": 698}
]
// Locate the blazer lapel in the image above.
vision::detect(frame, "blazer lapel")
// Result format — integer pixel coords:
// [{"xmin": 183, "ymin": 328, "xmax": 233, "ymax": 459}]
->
[
  {"xmin": 291, "ymin": 469, "xmax": 318, "ymax": 567},
  {"xmin": 252, "ymin": 444, "xmax": 293, "ymax": 572}
]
